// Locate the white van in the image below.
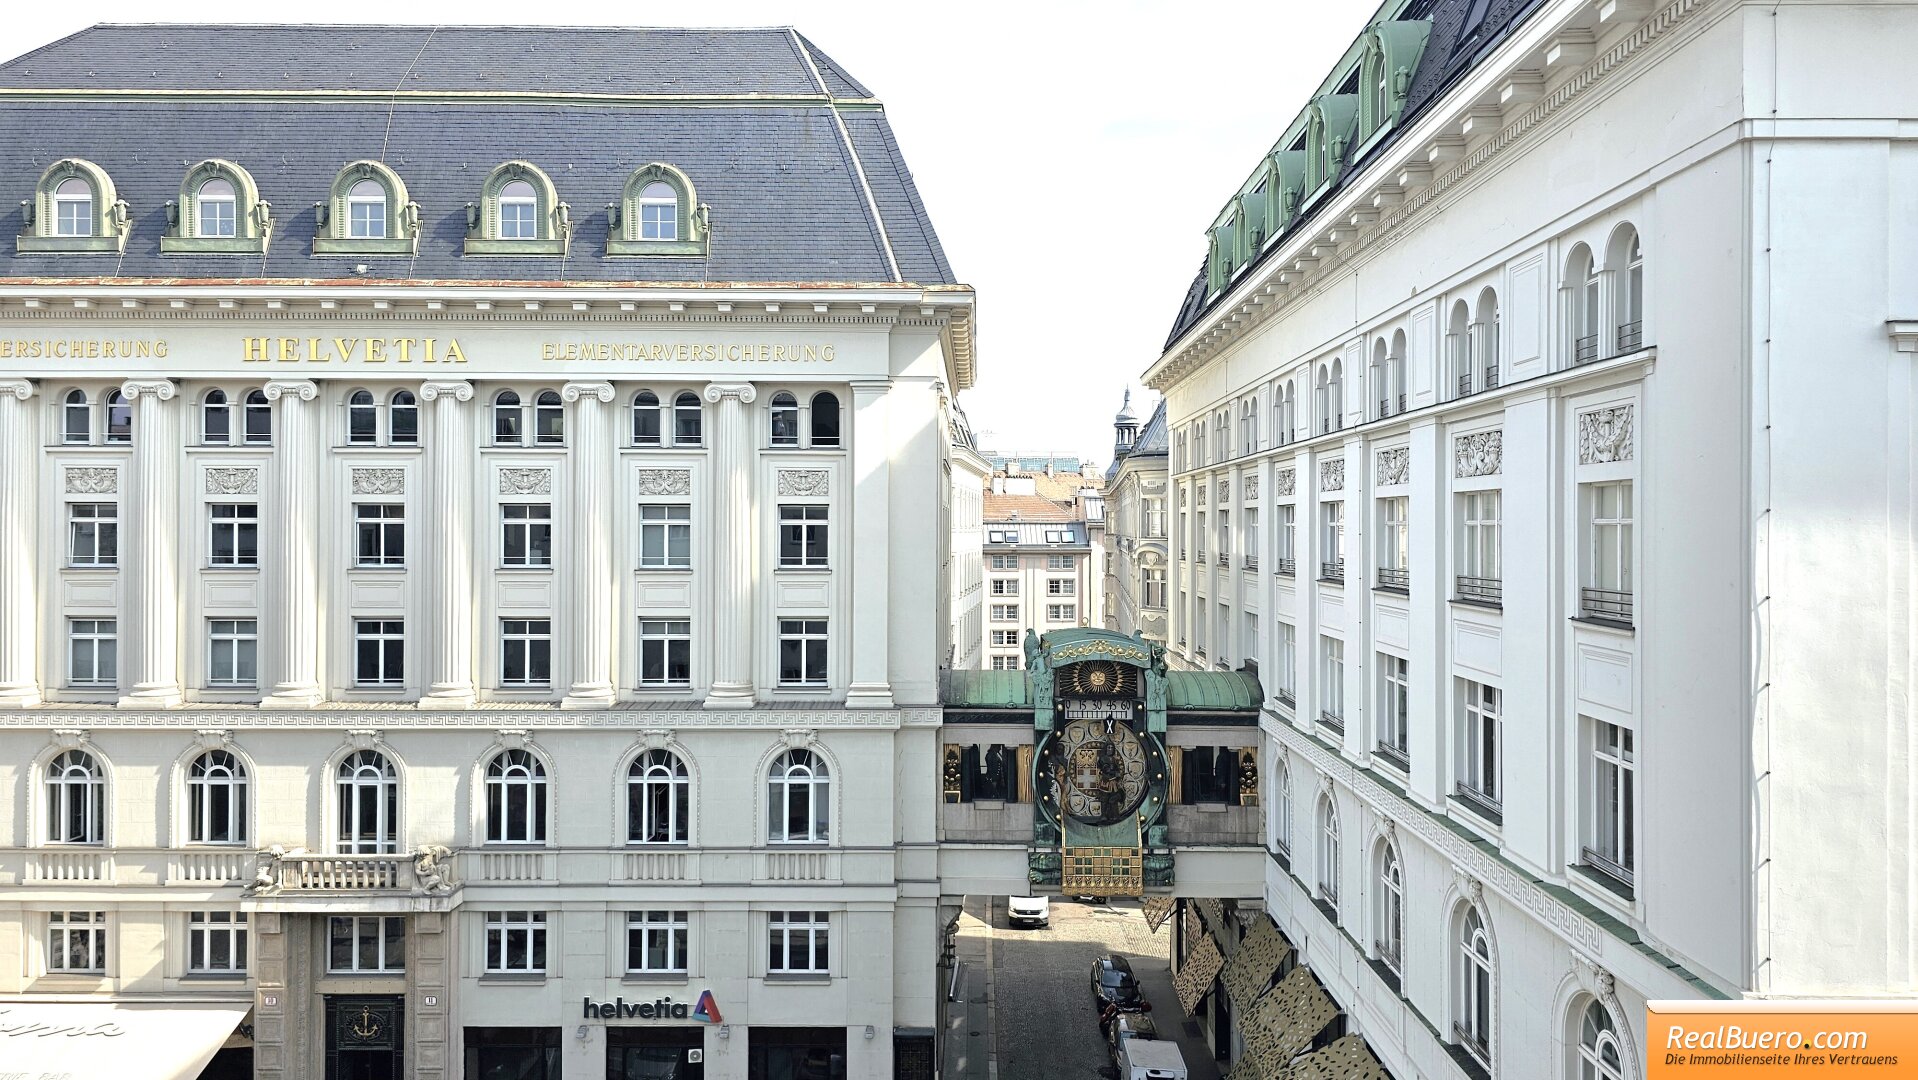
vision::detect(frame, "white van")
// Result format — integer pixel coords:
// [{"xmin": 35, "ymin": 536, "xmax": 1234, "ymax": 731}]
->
[
  {"xmin": 1116, "ymin": 1035, "xmax": 1188, "ymax": 1080},
  {"xmin": 1007, "ymin": 895, "xmax": 1050, "ymax": 928}
]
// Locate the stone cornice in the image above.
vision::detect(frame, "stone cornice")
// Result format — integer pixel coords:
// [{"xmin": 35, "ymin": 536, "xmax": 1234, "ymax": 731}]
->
[{"xmin": 0, "ymin": 706, "xmax": 940, "ymax": 730}]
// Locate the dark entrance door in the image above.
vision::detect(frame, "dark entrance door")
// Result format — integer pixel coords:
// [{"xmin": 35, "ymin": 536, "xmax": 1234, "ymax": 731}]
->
[{"xmin": 325, "ymin": 995, "xmax": 405, "ymax": 1080}]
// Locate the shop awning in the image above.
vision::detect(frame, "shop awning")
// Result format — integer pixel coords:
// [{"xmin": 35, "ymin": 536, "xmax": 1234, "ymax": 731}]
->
[
  {"xmin": 0, "ymin": 999, "xmax": 250, "ymax": 1080},
  {"xmin": 1219, "ymin": 917, "xmax": 1292, "ymax": 1009},
  {"xmin": 1173, "ymin": 933, "xmax": 1225, "ymax": 1014},
  {"xmin": 1283, "ymin": 1033, "xmax": 1389, "ymax": 1079}
]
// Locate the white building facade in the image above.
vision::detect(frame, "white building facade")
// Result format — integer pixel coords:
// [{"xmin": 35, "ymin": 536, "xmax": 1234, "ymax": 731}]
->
[
  {"xmin": 1103, "ymin": 396, "xmax": 1171, "ymax": 647},
  {"xmin": 1151, "ymin": 0, "xmax": 1918, "ymax": 1077}
]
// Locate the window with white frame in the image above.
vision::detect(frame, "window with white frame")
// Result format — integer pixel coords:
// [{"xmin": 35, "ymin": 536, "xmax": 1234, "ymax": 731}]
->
[
  {"xmin": 48, "ymin": 910, "xmax": 106, "ymax": 973},
  {"xmin": 1276, "ymin": 503, "xmax": 1295, "ymax": 575},
  {"xmin": 389, "ymin": 390, "xmax": 417, "ymax": 444},
  {"xmin": 809, "ymin": 392, "xmax": 841, "ymax": 447},
  {"xmin": 1046, "ymin": 578, "xmax": 1075, "ymax": 596},
  {"xmin": 501, "ymin": 503, "xmax": 552, "ymax": 567},
  {"xmin": 1316, "ymin": 795, "xmax": 1340, "ymax": 912},
  {"xmin": 484, "ymin": 910, "xmax": 547, "ymax": 974},
  {"xmin": 207, "ymin": 619, "xmax": 257, "ymax": 688},
  {"xmin": 68, "ymin": 619, "xmax": 116, "ymax": 688},
  {"xmin": 1047, "ymin": 604, "xmax": 1077, "ymax": 623},
  {"xmin": 484, "ymin": 749, "xmax": 547, "ymax": 844},
  {"xmin": 1615, "ymin": 229, "xmax": 1644, "ymax": 352},
  {"xmin": 990, "ymin": 655, "xmax": 1021, "ymax": 671},
  {"xmin": 1579, "ymin": 999, "xmax": 1627, "ymax": 1080},
  {"xmin": 628, "ymin": 750, "xmax": 689, "ymax": 844},
  {"xmin": 201, "ymin": 389, "xmax": 232, "ymax": 443},
  {"xmin": 104, "ymin": 390, "xmax": 131, "ymax": 444},
  {"xmin": 500, "ymin": 620, "xmax": 553, "ymax": 687},
  {"xmin": 770, "ymin": 391, "xmax": 800, "ymax": 446},
  {"xmin": 53, "ymin": 178, "xmax": 93, "ymax": 237},
  {"xmin": 1378, "ymin": 496, "xmax": 1408, "ymax": 587},
  {"xmin": 638, "ymin": 620, "xmax": 691, "ymax": 687},
  {"xmin": 1377, "ymin": 843, "xmax": 1403, "ymax": 975},
  {"xmin": 493, "ymin": 390, "xmax": 524, "ymax": 444},
  {"xmin": 1220, "ymin": 509, "xmax": 1234, "ymax": 562},
  {"xmin": 989, "ymin": 554, "xmax": 1017, "ymax": 570},
  {"xmin": 1047, "ymin": 554, "xmax": 1073, "ymax": 571},
  {"xmin": 1582, "ymin": 481, "xmax": 1633, "ymax": 624},
  {"xmin": 1044, "ymin": 529, "xmax": 1067, "ymax": 543},
  {"xmin": 62, "ymin": 389, "xmax": 90, "ymax": 443},
  {"xmin": 1455, "ymin": 680, "xmax": 1503, "ymax": 816},
  {"xmin": 990, "ymin": 604, "xmax": 1019, "ymax": 622},
  {"xmin": 638, "ymin": 182, "xmax": 677, "ymax": 240},
  {"xmin": 207, "ymin": 503, "xmax": 259, "ymax": 567},
  {"xmin": 777, "ymin": 620, "xmax": 828, "ymax": 687},
  {"xmin": 1457, "ymin": 906, "xmax": 1494, "ymax": 1064},
  {"xmin": 1319, "ymin": 637, "xmax": 1344, "ymax": 730},
  {"xmin": 990, "ymin": 578, "xmax": 1018, "ymax": 596},
  {"xmin": 778, "ymin": 505, "xmax": 828, "ymax": 567},
  {"xmin": 674, "ymin": 392, "xmax": 703, "ymax": 445},
  {"xmin": 348, "ymin": 389, "xmax": 379, "ymax": 444},
  {"xmin": 336, "ymin": 750, "xmax": 397, "ymax": 854},
  {"xmin": 632, "ymin": 391, "xmax": 664, "ymax": 445},
  {"xmin": 46, "ymin": 749, "xmax": 104, "ymax": 844},
  {"xmin": 68, "ymin": 502, "xmax": 118, "ymax": 566},
  {"xmin": 1194, "ymin": 598, "xmax": 1207, "ymax": 654},
  {"xmin": 767, "ymin": 749, "xmax": 829, "ymax": 843},
  {"xmin": 498, "ymin": 180, "xmax": 538, "ymax": 240},
  {"xmin": 1320, "ymin": 501, "xmax": 1344, "ymax": 582},
  {"xmin": 1457, "ymin": 489, "xmax": 1501, "ymax": 604},
  {"xmin": 348, "ymin": 179, "xmax": 386, "ymax": 238},
  {"xmin": 1244, "ymin": 508, "xmax": 1259, "ymax": 569},
  {"xmin": 187, "ymin": 749, "xmax": 247, "ymax": 844},
  {"xmin": 196, "ymin": 177, "xmax": 237, "ymax": 237},
  {"xmin": 1377, "ymin": 653, "xmax": 1409, "ymax": 765},
  {"xmin": 1244, "ymin": 611, "xmax": 1259, "ymax": 660},
  {"xmin": 188, "ymin": 911, "xmax": 248, "ymax": 974},
  {"xmin": 242, "ymin": 389, "xmax": 271, "ymax": 444},
  {"xmin": 1570, "ymin": 244, "xmax": 1602, "ymax": 366},
  {"xmin": 1143, "ymin": 497, "xmax": 1165, "ymax": 537},
  {"xmin": 355, "ymin": 504, "xmax": 405, "ymax": 567},
  {"xmin": 1272, "ymin": 758, "xmax": 1292, "ymax": 857},
  {"xmin": 768, "ymin": 910, "xmax": 829, "ymax": 975},
  {"xmin": 1195, "ymin": 511, "xmax": 1205, "ymax": 559},
  {"xmin": 329, "ymin": 915, "xmax": 405, "ymax": 973},
  {"xmin": 627, "ymin": 910, "xmax": 689, "ymax": 974},
  {"xmin": 1142, "ymin": 568, "xmax": 1167, "ymax": 609},
  {"xmin": 990, "ymin": 629, "xmax": 1020, "ymax": 647},
  {"xmin": 354, "ymin": 619, "xmax": 404, "ymax": 686},
  {"xmin": 1275, "ymin": 622, "xmax": 1296, "ymax": 706},
  {"xmin": 1584, "ymin": 718, "xmax": 1635, "ymax": 889},
  {"xmin": 639, "ymin": 504, "xmax": 691, "ymax": 568}
]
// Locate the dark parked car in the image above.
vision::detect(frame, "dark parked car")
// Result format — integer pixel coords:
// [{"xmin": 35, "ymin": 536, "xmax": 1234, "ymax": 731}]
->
[{"xmin": 1089, "ymin": 955, "xmax": 1146, "ymax": 1014}]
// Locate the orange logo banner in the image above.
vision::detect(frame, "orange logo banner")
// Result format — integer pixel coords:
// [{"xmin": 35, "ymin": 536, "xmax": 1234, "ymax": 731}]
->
[{"xmin": 1648, "ymin": 1001, "xmax": 1917, "ymax": 1076}]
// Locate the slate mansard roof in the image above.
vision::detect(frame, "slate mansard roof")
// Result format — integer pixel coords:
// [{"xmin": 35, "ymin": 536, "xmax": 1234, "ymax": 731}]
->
[{"xmin": 0, "ymin": 24, "xmax": 954, "ymax": 286}]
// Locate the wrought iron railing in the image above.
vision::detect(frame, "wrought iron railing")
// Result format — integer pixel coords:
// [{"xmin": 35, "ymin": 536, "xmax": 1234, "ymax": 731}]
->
[
  {"xmin": 1575, "ymin": 334, "xmax": 1601, "ymax": 365},
  {"xmin": 1217, "ymin": 553, "xmax": 1230, "ymax": 568},
  {"xmin": 1581, "ymin": 846, "xmax": 1635, "ymax": 889},
  {"xmin": 1579, "ymin": 587, "xmax": 1634, "ymax": 625},
  {"xmin": 1485, "ymin": 365, "xmax": 1501, "ymax": 390},
  {"xmin": 1275, "ymin": 557, "xmax": 1296, "ymax": 577},
  {"xmin": 1378, "ymin": 398, "xmax": 1392, "ymax": 418},
  {"xmin": 1320, "ymin": 559, "xmax": 1345, "ymax": 584},
  {"xmin": 1377, "ymin": 567, "xmax": 1409, "ymax": 591},
  {"xmin": 1318, "ymin": 711, "xmax": 1344, "ymax": 735},
  {"xmin": 1275, "ymin": 688, "xmax": 1295, "ymax": 707},
  {"xmin": 1617, "ymin": 320, "xmax": 1643, "ymax": 352},
  {"xmin": 1452, "ymin": 783, "xmax": 1503, "ymax": 820},
  {"xmin": 1457, "ymin": 374, "xmax": 1473, "ymax": 397},
  {"xmin": 1374, "ymin": 939, "xmax": 1402, "ymax": 975},
  {"xmin": 1244, "ymin": 555, "xmax": 1259, "ymax": 571},
  {"xmin": 1455, "ymin": 575, "xmax": 1502, "ymax": 605},
  {"xmin": 1453, "ymin": 1024, "xmax": 1491, "ymax": 1067},
  {"xmin": 1374, "ymin": 742, "xmax": 1409, "ymax": 771}
]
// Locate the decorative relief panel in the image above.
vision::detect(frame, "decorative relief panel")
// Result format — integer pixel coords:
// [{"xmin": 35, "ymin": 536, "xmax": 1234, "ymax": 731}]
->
[
  {"xmin": 1243, "ymin": 475, "xmax": 1258, "ymax": 501},
  {"xmin": 65, "ymin": 467, "xmax": 117, "ymax": 494},
  {"xmin": 204, "ymin": 467, "xmax": 259, "ymax": 496},
  {"xmin": 776, "ymin": 469, "xmax": 830, "ymax": 497},
  {"xmin": 1197, "ymin": 485, "xmax": 1208, "ymax": 507},
  {"xmin": 499, "ymin": 468, "xmax": 552, "ymax": 496},
  {"xmin": 1454, "ymin": 431, "xmax": 1503, "ymax": 478},
  {"xmin": 1578, "ymin": 405, "xmax": 1635, "ymax": 465},
  {"xmin": 1275, "ymin": 468, "xmax": 1295, "ymax": 497},
  {"xmin": 1375, "ymin": 448, "xmax": 1409, "ymax": 487},
  {"xmin": 352, "ymin": 468, "xmax": 405, "ymax": 496},
  {"xmin": 1318, "ymin": 458, "xmax": 1344, "ymax": 492},
  {"xmin": 635, "ymin": 469, "xmax": 692, "ymax": 497},
  {"xmin": 1216, "ymin": 479, "xmax": 1230, "ymax": 503}
]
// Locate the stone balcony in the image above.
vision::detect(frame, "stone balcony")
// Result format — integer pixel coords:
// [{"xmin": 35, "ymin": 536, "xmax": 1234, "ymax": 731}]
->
[
  {"xmin": 452, "ymin": 846, "xmax": 885, "ymax": 888},
  {"xmin": 0, "ymin": 846, "xmax": 256, "ymax": 888}
]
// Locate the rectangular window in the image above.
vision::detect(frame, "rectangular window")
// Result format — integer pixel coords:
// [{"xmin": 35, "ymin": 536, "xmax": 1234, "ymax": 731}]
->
[
  {"xmin": 1320, "ymin": 502, "xmax": 1344, "ymax": 582},
  {"xmin": 778, "ymin": 619, "xmax": 829, "ymax": 687},
  {"xmin": 47, "ymin": 910, "xmax": 106, "ymax": 973},
  {"xmin": 187, "ymin": 911, "xmax": 248, "ymax": 975},
  {"xmin": 207, "ymin": 620, "xmax": 258, "ymax": 687},
  {"xmin": 1458, "ymin": 490, "xmax": 1502, "ymax": 604},
  {"xmin": 1456, "ymin": 680, "xmax": 1503, "ymax": 817},
  {"xmin": 501, "ymin": 504, "xmax": 553, "ymax": 568},
  {"xmin": 1276, "ymin": 504, "xmax": 1295, "ymax": 575},
  {"xmin": 1046, "ymin": 578, "xmax": 1075, "ymax": 596},
  {"xmin": 1377, "ymin": 654, "xmax": 1409, "ymax": 767},
  {"xmin": 1319, "ymin": 637, "xmax": 1344, "ymax": 731},
  {"xmin": 1217, "ymin": 510, "xmax": 1231, "ymax": 566},
  {"xmin": 1275, "ymin": 622, "xmax": 1296, "ymax": 707},
  {"xmin": 639, "ymin": 505, "xmax": 691, "ymax": 569},
  {"xmin": 990, "ymin": 604, "xmax": 1019, "ymax": 622},
  {"xmin": 207, "ymin": 504, "xmax": 259, "ymax": 567},
  {"xmin": 1244, "ymin": 612, "xmax": 1258, "ymax": 660},
  {"xmin": 1142, "ymin": 568, "xmax": 1167, "ymax": 609},
  {"xmin": 1144, "ymin": 498, "xmax": 1166, "ymax": 538},
  {"xmin": 1195, "ymin": 512, "xmax": 1205, "ymax": 559},
  {"xmin": 626, "ymin": 911, "xmax": 689, "ymax": 974},
  {"xmin": 990, "ymin": 655, "xmax": 1021, "ymax": 671},
  {"xmin": 1586, "ymin": 719, "xmax": 1635, "ymax": 886},
  {"xmin": 990, "ymin": 578, "xmax": 1019, "ymax": 596},
  {"xmin": 989, "ymin": 554, "xmax": 1018, "ymax": 570},
  {"xmin": 355, "ymin": 504, "xmax": 405, "ymax": 567},
  {"xmin": 1582, "ymin": 481, "xmax": 1634, "ymax": 624},
  {"xmin": 354, "ymin": 619, "xmax": 404, "ymax": 686},
  {"xmin": 1047, "ymin": 604, "xmax": 1077, "ymax": 623},
  {"xmin": 1378, "ymin": 497, "xmax": 1408, "ymax": 587},
  {"xmin": 69, "ymin": 619, "xmax": 116, "ymax": 687},
  {"xmin": 1047, "ymin": 555, "xmax": 1073, "ymax": 571},
  {"xmin": 990, "ymin": 629, "xmax": 1020, "ymax": 647},
  {"xmin": 68, "ymin": 503, "xmax": 118, "ymax": 567},
  {"xmin": 1181, "ymin": 746, "xmax": 1241, "ymax": 805},
  {"xmin": 1244, "ymin": 508, "xmax": 1259, "ymax": 570},
  {"xmin": 484, "ymin": 911, "xmax": 547, "ymax": 974},
  {"xmin": 329, "ymin": 915, "xmax": 405, "ymax": 973},
  {"xmin": 638, "ymin": 620, "xmax": 691, "ymax": 688},
  {"xmin": 768, "ymin": 911, "xmax": 830, "ymax": 975},
  {"xmin": 778, "ymin": 505, "xmax": 829, "ymax": 568},
  {"xmin": 501, "ymin": 620, "xmax": 553, "ymax": 687}
]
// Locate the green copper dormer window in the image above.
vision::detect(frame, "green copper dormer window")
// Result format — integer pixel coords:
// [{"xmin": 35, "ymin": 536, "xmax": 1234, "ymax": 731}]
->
[
  {"xmin": 19, "ymin": 158, "xmax": 128, "ymax": 255},
  {"xmin": 608, "ymin": 163, "xmax": 710, "ymax": 257},
  {"xmin": 315, "ymin": 160, "xmax": 420, "ymax": 256},
  {"xmin": 162, "ymin": 159, "xmax": 270, "ymax": 255},
  {"xmin": 1362, "ymin": 20, "xmax": 1433, "ymax": 138},
  {"xmin": 465, "ymin": 161, "xmax": 568, "ymax": 257}
]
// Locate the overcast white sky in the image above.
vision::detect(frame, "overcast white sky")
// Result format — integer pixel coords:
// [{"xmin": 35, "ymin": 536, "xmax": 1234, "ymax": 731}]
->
[{"xmin": 13, "ymin": 1, "xmax": 1378, "ymax": 468}]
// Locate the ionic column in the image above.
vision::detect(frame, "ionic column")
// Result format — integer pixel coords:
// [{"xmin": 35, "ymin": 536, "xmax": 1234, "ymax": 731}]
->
[
  {"xmin": 703, "ymin": 382, "xmax": 757, "ymax": 709},
  {"xmin": 119, "ymin": 379, "xmax": 183, "ymax": 708},
  {"xmin": 562, "ymin": 381, "xmax": 616, "ymax": 709},
  {"xmin": 419, "ymin": 381, "xmax": 477, "ymax": 709},
  {"xmin": 0, "ymin": 380, "xmax": 39, "ymax": 707},
  {"xmin": 262, "ymin": 380, "xmax": 322, "ymax": 707},
  {"xmin": 845, "ymin": 379, "xmax": 893, "ymax": 708}
]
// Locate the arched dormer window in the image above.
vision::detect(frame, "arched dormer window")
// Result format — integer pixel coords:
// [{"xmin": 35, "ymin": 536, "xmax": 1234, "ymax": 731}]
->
[
  {"xmin": 810, "ymin": 392, "xmax": 841, "ymax": 447},
  {"xmin": 466, "ymin": 162, "xmax": 568, "ymax": 256},
  {"xmin": 628, "ymin": 749, "xmax": 690, "ymax": 845},
  {"xmin": 164, "ymin": 160, "xmax": 270, "ymax": 255},
  {"xmin": 46, "ymin": 749, "xmax": 105, "ymax": 845},
  {"xmin": 609, "ymin": 163, "xmax": 710, "ymax": 256},
  {"xmin": 1360, "ymin": 19, "xmax": 1433, "ymax": 136},
  {"xmin": 1306, "ymin": 93, "xmax": 1360, "ymax": 195},
  {"xmin": 484, "ymin": 748, "xmax": 548, "ymax": 845},
  {"xmin": 768, "ymin": 748, "xmax": 830, "ymax": 844},
  {"xmin": 22, "ymin": 159, "xmax": 129, "ymax": 254},
  {"xmin": 632, "ymin": 391, "xmax": 663, "ymax": 446},
  {"xmin": 316, "ymin": 161, "xmax": 420, "ymax": 255},
  {"xmin": 771, "ymin": 392, "xmax": 800, "ymax": 446},
  {"xmin": 187, "ymin": 749, "xmax": 248, "ymax": 845},
  {"xmin": 1270, "ymin": 146, "xmax": 1308, "ymax": 230}
]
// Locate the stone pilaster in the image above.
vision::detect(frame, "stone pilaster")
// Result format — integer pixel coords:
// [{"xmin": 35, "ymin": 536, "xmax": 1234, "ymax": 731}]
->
[
  {"xmin": 0, "ymin": 380, "xmax": 39, "ymax": 706},
  {"xmin": 118, "ymin": 379, "xmax": 183, "ymax": 707},
  {"xmin": 703, "ymin": 382, "xmax": 757, "ymax": 708},
  {"xmin": 562, "ymin": 381, "xmax": 616, "ymax": 709},
  {"xmin": 410, "ymin": 912, "xmax": 451, "ymax": 1080},
  {"xmin": 845, "ymin": 379, "xmax": 894, "ymax": 708},
  {"xmin": 263, "ymin": 380, "xmax": 323, "ymax": 707},
  {"xmin": 420, "ymin": 381, "xmax": 477, "ymax": 708}
]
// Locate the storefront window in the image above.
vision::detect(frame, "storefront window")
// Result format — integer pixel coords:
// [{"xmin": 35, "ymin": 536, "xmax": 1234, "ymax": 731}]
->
[
  {"xmin": 464, "ymin": 1027, "xmax": 559, "ymax": 1080},
  {"xmin": 748, "ymin": 1028, "xmax": 847, "ymax": 1080},
  {"xmin": 607, "ymin": 1026, "xmax": 705, "ymax": 1080}
]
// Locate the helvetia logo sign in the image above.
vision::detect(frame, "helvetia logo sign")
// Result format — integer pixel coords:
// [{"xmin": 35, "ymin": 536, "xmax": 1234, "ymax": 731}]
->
[
  {"xmin": 692, "ymin": 991, "xmax": 722, "ymax": 1025},
  {"xmin": 582, "ymin": 990, "xmax": 723, "ymax": 1024}
]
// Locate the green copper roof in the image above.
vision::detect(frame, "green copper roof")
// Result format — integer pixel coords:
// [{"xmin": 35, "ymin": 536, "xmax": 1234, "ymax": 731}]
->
[
  {"xmin": 945, "ymin": 670, "xmax": 1031, "ymax": 709},
  {"xmin": 1165, "ymin": 671, "xmax": 1263, "ymax": 711}
]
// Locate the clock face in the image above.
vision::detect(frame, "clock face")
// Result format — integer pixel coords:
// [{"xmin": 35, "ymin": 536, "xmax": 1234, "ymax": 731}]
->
[{"xmin": 1054, "ymin": 715, "xmax": 1150, "ymax": 826}]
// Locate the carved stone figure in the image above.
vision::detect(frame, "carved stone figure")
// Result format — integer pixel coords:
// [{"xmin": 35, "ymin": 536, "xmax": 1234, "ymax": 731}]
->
[{"xmin": 414, "ymin": 844, "xmax": 454, "ymax": 895}]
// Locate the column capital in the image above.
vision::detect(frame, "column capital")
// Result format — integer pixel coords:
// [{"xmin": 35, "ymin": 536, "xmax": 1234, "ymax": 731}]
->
[
  {"xmin": 703, "ymin": 382, "xmax": 757, "ymax": 405},
  {"xmin": 560, "ymin": 381, "xmax": 615, "ymax": 404},
  {"xmin": 0, "ymin": 379, "xmax": 33, "ymax": 401},
  {"xmin": 119, "ymin": 378, "xmax": 176, "ymax": 401},
  {"xmin": 263, "ymin": 380, "xmax": 319, "ymax": 402},
  {"xmin": 420, "ymin": 380, "xmax": 475, "ymax": 402}
]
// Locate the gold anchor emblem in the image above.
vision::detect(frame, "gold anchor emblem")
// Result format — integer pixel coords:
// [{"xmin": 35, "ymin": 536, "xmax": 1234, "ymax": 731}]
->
[{"xmin": 350, "ymin": 1007, "xmax": 381, "ymax": 1040}]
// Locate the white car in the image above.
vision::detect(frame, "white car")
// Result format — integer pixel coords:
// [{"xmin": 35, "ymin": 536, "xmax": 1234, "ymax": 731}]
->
[{"xmin": 1007, "ymin": 895, "xmax": 1050, "ymax": 928}]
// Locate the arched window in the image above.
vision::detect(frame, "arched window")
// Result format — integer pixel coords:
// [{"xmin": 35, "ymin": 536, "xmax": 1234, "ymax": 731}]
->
[
  {"xmin": 498, "ymin": 180, "xmax": 539, "ymax": 240},
  {"xmin": 348, "ymin": 179, "xmax": 387, "ymax": 239},
  {"xmin": 46, "ymin": 749, "xmax": 104, "ymax": 844},
  {"xmin": 1610, "ymin": 226, "xmax": 1643, "ymax": 352},
  {"xmin": 63, "ymin": 389, "xmax": 90, "ymax": 444},
  {"xmin": 673, "ymin": 392, "xmax": 702, "ymax": 446},
  {"xmin": 317, "ymin": 162, "xmax": 419, "ymax": 255},
  {"xmin": 337, "ymin": 750, "xmax": 398, "ymax": 854},
  {"xmin": 1569, "ymin": 244, "xmax": 1600, "ymax": 365},
  {"xmin": 1389, "ymin": 329, "xmax": 1408, "ymax": 413},
  {"xmin": 197, "ymin": 177, "xmax": 237, "ymax": 238},
  {"xmin": 1371, "ymin": 339, "xmax": 1391, "ymax": 418},
  {"xmin": 243, "ymin": 389, "xmax": 271, "ymax": 444},
  {"xmin": 1272, "ymin": 758, "xmax": 1292, "ymax": 855},
  {"xmin": 627, "ymin": 749, "xmax": 689, "ymax": 845},
  {"xmin": 534, "ymin": 390, "xmax": 565, "ymax": 445},
  {"xmin": 348, "ymin": 390, "xmax": 378, "ymax": 444},
  {"xmin": 810, "ymin": 392, "xmax": 841, "ymax": 447},
  {"xmin": 188, "ymin": 749, "xmax": 247, "ymax": 845},
  {"xmin": 1476, "ymin": 288, "xmax": 1501, "ymax": 390},
  {"xmin": 1377, "ymin": 842, "xmax": 1403, "ymax": 973},
  {"xmin": 1315, "ymin": 366, "xmax": 1331, "ymax": 434},
  {"xmin": 1458, "ymin": 905, "xmax": 1494, "ymax": 1065},
  {"xmin": 1316, "ymin": 794, "xmax": 1340, "ymax": 911},
  {"xmin": 1578, "ymin": 999, "xmax": 1625, "ymax": 1080},
  {"xmin": 632, "ymin": 391, "xmax": 663, "ymax": 446},
  {"xmin": 493, "ymin": 390, "xmax": 523, "ymax": 445},
  {"xmin": 610, "ymin": 164, "xmax": 709, "ymax": 256},
  {"xmin": 54, "ymin": 177, "xmax": 93, "ymax": 237},
  {"xmin": 639, "ymin": 181, "xmax": 678, "ymax": 241},
  {"xmin": 484, "ymin": 748, "xmax": 548, "ymax": 845},
  {"xmin": 202, "ymin": 389, "xmax": 231, "ymax": 444},
  {"xmin": 1327, "ymin": 360, "xmax": 1344, "ymax": 431},
  {"xmin": 104, "ymin": 390, "xmax": 132, "ymax": 444},
  {"xmin": 770, "ymin": 392, "xmax": 800, "ymax": 446},
  {"xmin": 768, "ymin": 748, "xmax": 829, "ymax": 843},
  {"xmin": 389, "ymin": 390, "xmax": 418, "ymax": 444},
  {"xmin": 1449, "ymin": 299, "xmax": 1473, "ymax": 397}
]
